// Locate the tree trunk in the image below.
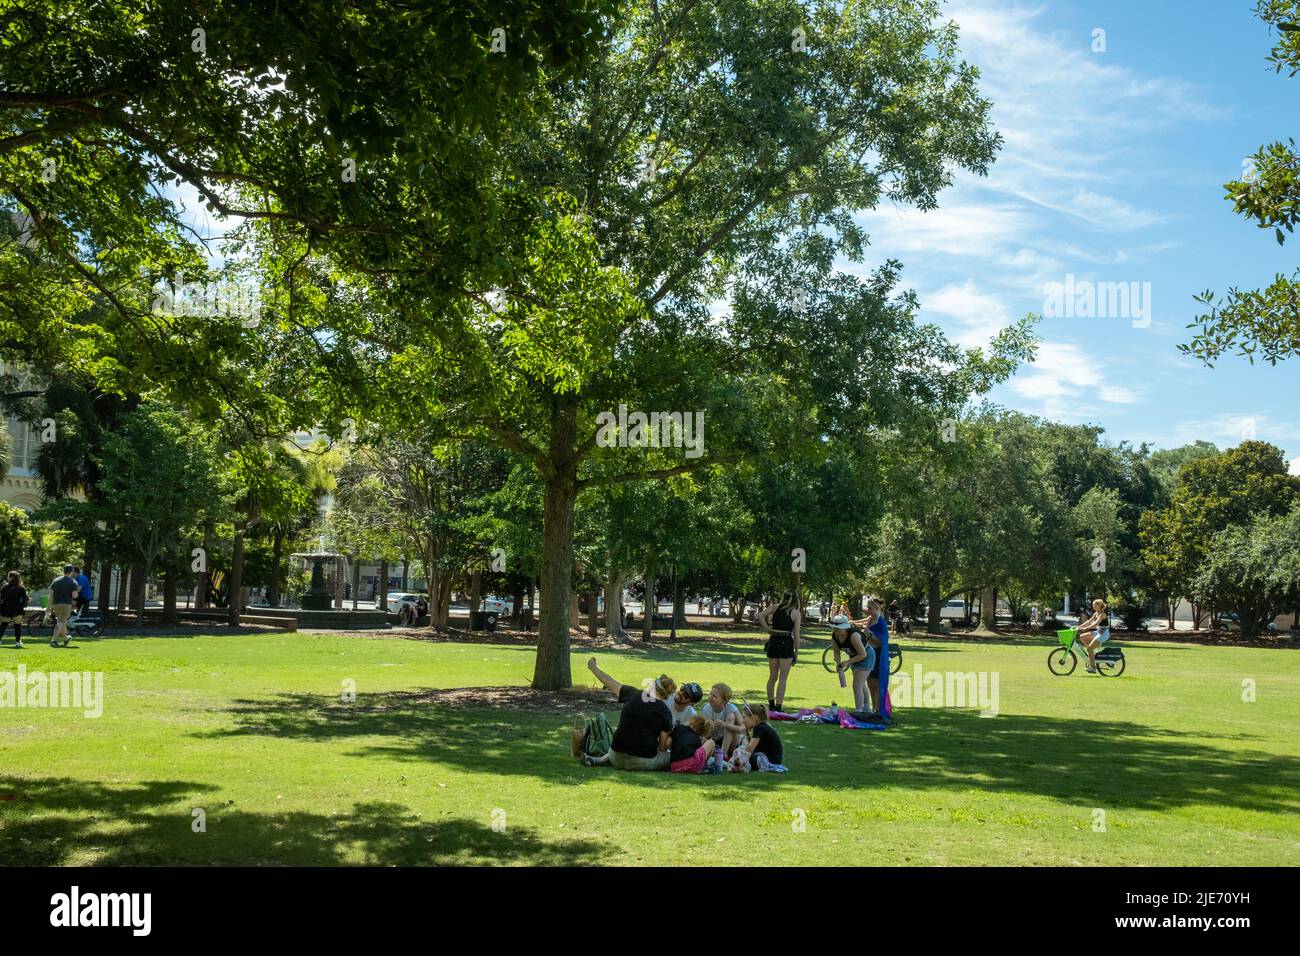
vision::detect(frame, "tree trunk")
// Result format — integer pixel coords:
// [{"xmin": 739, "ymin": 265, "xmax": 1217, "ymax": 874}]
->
[
  {"xmin": 228, "ymin": 527, "xmax": 245, "ymax": 627},
  {"xmin": 980, "ymin": 586, "xmax": 998, "ymax": 630},
  {"xmin": 351, "ymin": 554, "xmax": 360, "ymax": 611},
  {"xmin": 642, "ymin": 567, "xmax": 656, "ymax": 642},
  {"xmin": 438, "ymin": 575, "xmax": 452, "ymax": 626},
  {"xmin": 510, "ymin": 575, "xmax": 525, "ymax": 623},
  {"xmin": 533, "ymin": 462, "xmax": 579, "ymax": 690},
  {"xmin": 570, "ymin": 591, "xmax": 581, "ymax": 634},
  {"xmin": 98, "ymin": 559, "xmax": 112, "ymax": 614},
  {"xmin": 470, "ymin": 568, "xmax": 482, "ymax": 612},
  {"xmin": 400, "ymin": 559, "xmax": 409, "ymax": 592},
  {"xmin": 116, "ymin": 563, "xmax": 129, "ymax": 610},
  {"xmin": 197, "ymin": 523, "xmax": 212, "ymax": 609},
  {"xmin": 927, "ymin": 574, "xmax": 943, "ymax": 633},
  {"xmin": 673, "ymin": 587, "xmax": 687, "ymax": 627},
  {"xmin": 1191, "ymin": 601, "xmax": 1201, "ymax": 631},
  {"xmin": 132, "ymin": 561, "xmax": 147, "ymax": 624},
  {"xmin": 604, "ymin": 568, "xmax": 627, "ymax": 641},
  {"xmin": 268, "ymin": 527, "xmax": 284, "ymax": 608},
  {"xmin": 378, "ymin": 558, "xmax": 389, "ymax": 611},
  {"xmin": 731, "ymin": 596, "xmax": 745, "ymax": 624},
  {"xmin": 585, "ymin": 590, "xmax": 598, "ymax": 642},
  {"xmin": 162, "ymin": 548, "xmax": 178, "ymax": 625},
  {"xmin": 334, "ymin": 556, "xmax": 344, "ymax": 609}
]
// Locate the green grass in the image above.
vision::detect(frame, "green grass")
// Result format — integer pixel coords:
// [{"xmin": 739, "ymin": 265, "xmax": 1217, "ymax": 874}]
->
[{"xmin": 1, "ymin": 628, "xmax": 1297, "ymax": 865}]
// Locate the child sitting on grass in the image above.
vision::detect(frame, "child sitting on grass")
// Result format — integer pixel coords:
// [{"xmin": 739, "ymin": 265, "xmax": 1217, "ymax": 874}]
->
[
  {"xmin": 669, "ymin": 716, "xmax": 718, "ymax": 774},
  {"xmin": 699, "ymin": 682, "xmax": 746, "ymax": 757},
  {"xmin": 728, "ymin": 703, "xmax": 787, "ymax": 772}
]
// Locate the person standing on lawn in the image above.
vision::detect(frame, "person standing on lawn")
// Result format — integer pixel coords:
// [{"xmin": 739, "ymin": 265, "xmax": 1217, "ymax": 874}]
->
[
  {"xmin": 829, "ymin": 614, "xmax": 876, "ymax": 713},
  {"xmin": 74, "ymin": 565, "xmax": 93, "ymax": 615},
  {"xmin": 48, "ymin": 564, "xmax": 79, "ymax": 647},
  {"xmin": 0, "ymin": 571, "xmax": 29, "ymax": 648},
  {"xmin": 864, "ymin": 598, "xmax": 890, "ymax": 717},
  {"xmin": 756, "ymin": 590, "xmax": 800, "ymax": 713}
]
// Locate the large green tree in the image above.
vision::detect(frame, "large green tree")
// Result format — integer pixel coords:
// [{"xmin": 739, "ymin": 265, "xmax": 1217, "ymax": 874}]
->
[
  {"xmin": 1184, "ymin": 1, "xmax": 1300, "ymax": 365},
  {"xmin": 280, "ymin": 0, "xmax": 1027, "ymax": 688}
]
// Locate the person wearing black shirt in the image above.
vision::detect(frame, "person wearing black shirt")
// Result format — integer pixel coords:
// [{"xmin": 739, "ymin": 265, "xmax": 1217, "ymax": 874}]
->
[
  {"xmin": 0, "ymin": 571, "xmax": 29, "ymax": 648},
  {"xmin": 731, "ymin": 703, "xmax": 784, "ymax": 771},
  {"xmin": 48, "ymin": 564, "xmax": 79, "ymax": 647},
  {"xmin": 756, "ymin": 590, "xmax": 801, "ymax": 713},
  {"xmin": 669, "ymin": 716, "xmax": 717, "ymax": 773},
  {"xmin": 576, "ymin": 657, "xmax": 676, "ymax": 771}
]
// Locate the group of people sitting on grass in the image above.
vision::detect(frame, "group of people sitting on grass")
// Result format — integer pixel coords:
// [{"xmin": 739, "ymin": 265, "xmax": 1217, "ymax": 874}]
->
[{"xmin": 572, "ymin": 657, "xmax": 786, "ymax": 773}]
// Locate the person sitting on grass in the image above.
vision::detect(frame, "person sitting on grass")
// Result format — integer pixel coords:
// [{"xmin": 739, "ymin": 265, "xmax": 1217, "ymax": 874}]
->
[
  {"xmin": 1075, "ymin": 598, "xmax": 1111, "ymax": 674},
  {"xmin": 585, "ymin": 657, "xmax": 701, "ymax": 725},
  {"xmin": 578, "ymin": 657, "xmax": 676, "ymax": 770},
  {"xmin": 667, "ymin": 682, "xmax": 703, "ymax": 725},
  {"xmin": 669, "ymin": 716, "xmax": 718, "ymax": 774},
  {"xmin": 728, "ymin": 703, "xmax": 785, "ymax": 772},
  {"xmin": 699, "ymin": 682, "xmax": 746, "ymax": 757}
]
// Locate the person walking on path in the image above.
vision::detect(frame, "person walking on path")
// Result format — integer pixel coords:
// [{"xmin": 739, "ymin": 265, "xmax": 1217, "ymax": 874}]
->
[{"xmin": 48, "ymin": 564, "xmax": 79, "ymax": 647}]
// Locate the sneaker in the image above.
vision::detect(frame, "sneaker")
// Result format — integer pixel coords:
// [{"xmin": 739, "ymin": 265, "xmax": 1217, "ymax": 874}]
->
[{"xmin": 13, "ymin": 640, "xmax": 22, "ymax": 649}]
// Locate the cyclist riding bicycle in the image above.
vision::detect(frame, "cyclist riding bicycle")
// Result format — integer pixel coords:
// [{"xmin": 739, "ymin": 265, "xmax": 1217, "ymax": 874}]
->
[{"xmin": 1075, "ymin": 598, "xmax": 1111, "ymax": 674}]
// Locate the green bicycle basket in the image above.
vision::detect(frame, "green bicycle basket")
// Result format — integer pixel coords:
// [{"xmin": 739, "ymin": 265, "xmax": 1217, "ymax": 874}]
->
[{"xmin": 1056, "ymin": 628, "xmax": 1077, "ymax": 647}]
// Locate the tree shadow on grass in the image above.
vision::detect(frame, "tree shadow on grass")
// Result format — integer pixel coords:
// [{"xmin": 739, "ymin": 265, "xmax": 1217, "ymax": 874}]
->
[
  {"xmin": 194, "ymin": 690, "xmax": 1300, "ymax": 816},
  {"xmin": 868, "ymin": 708, "xmax": 1299, "ymax": 817},
  {"xmin": 0, "ymin": 776, "xmax": 604, "ymax": 866}
]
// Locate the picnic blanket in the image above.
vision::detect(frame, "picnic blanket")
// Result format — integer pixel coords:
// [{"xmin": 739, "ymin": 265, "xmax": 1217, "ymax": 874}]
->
[{"xmin": 770, "ymin": 706, "xmax": 889, "ymax": 731}]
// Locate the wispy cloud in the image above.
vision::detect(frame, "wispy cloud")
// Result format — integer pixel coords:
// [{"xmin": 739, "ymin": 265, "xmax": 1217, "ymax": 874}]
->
[{"xmin": 1008, "ymin": 340, "xmax": 1142, "ymax": 420}]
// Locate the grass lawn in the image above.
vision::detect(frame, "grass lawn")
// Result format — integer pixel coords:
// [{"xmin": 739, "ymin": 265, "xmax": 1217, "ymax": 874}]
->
[{"xmin": 1, "ymin": 628, "xmax": 1297, "ymax": 866}]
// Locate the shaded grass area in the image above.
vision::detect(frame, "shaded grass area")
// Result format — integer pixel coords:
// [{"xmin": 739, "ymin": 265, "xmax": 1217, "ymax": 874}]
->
[{"xmin": 0, "ymin": 630, "xmax": 1297, "ymax": 865}]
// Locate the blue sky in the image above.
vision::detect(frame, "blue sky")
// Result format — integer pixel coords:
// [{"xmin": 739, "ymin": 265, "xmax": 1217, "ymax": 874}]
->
[{"xmin": 854, "ymin": 0, "xmax": 1300, "ymax": 471}]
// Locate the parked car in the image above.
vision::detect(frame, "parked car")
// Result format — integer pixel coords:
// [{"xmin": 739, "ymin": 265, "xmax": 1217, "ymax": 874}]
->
[
  {"xmin": 940, "ymin": 599, "xmax": 970, "ymax": 620},
  {"xmin": 480, "ymin": 596, "xmax": 511, "ymax": 616},
  {"xmin": 387, "ymin": 592, "xmax": 426, "ymax": 614}
]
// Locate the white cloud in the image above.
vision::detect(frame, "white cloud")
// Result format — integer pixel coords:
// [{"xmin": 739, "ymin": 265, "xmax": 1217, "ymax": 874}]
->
[
  {"xmin": 921, "ymin": 279, "xmax": 1013, "ymax": 348},
  {"xmin": 1008, "ymin": 340, "xmax": 1141, "ymax": 418},
  {"xmin": 1173, "ymin": 414, "xmax": 1300, "ymax": 448},
  {"xmin": 862, "ymin": 200, "xmax": 1031, "ymax": 258}
]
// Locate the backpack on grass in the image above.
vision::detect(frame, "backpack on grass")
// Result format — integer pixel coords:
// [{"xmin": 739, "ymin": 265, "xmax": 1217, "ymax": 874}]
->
[{"xmin": 581, "ymin": 712, "xmax": 613, "ymax": 758}]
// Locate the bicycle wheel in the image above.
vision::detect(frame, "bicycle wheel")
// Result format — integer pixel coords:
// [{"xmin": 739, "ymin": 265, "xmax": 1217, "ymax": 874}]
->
[
  {"xmin": 1097, "ymin": 651, "xmax": 1126, "ymax": 677},
  {"xmin": 821, "ymin": 644, "xmax": 837, "ymax": 673},
  {"xmin": 890, "ymin": 645, "xmax": 902, "ymax": 675},
  {"xmin": 1047, "ymin": 647, "xmax": 1077, "ymax": 675}
]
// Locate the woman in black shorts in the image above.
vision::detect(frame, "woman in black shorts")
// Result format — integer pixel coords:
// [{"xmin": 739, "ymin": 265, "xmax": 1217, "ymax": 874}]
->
[{"xmin": 757, "ymin": 590, "xmax": 800, "ymax": 713}]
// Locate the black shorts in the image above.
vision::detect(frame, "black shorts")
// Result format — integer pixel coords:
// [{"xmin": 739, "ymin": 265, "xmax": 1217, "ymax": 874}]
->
[{"xmin": 765, "ymin": 632, "xmax": 794, "ymax": 659}]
